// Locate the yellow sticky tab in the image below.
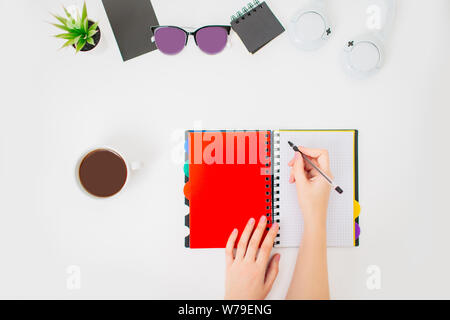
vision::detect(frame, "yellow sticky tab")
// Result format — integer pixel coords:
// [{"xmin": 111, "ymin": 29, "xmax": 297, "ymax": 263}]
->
[{"xmin": 353, "ymin": 200, "xmax": 361, "ymax": 220}]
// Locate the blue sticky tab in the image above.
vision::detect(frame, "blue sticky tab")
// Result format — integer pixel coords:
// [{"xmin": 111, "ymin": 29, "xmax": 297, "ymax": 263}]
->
[{"xmin": 184, "ymin": 139, "xmax": 189, "ymax": 154}]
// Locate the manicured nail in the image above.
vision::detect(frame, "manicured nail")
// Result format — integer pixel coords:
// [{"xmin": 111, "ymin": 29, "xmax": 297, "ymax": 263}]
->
[
  {"xmin": 260, "ymin": 215, "xmax": 266, "ymax": 223},
  {"xmin": 232, "ymin": 228, "xmax": 238, "ymax": 235},
  {"xmin": 271, "ymin": 222, "xmax": 279, "ymax": 229},
  {"xmin": 249, "ymin": 218, "xmax": 255, "ymax": 225},
  {"xmin": 275, "ymin": 254, "xmax": 281, "ymax": 261}
]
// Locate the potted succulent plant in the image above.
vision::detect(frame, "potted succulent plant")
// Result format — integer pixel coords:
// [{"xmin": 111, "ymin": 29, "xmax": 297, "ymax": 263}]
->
[{"xmin": 51, "ymin": 2, "xmax": 100, "ymax": 53}]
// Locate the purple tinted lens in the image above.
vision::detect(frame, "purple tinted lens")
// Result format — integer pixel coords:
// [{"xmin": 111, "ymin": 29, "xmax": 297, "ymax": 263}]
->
[
  {"xmin": 195, "ymin": 27, "xmax": 228, "ymax": 55},
  {"xmin": 154, "ymin": 27, "xmax": 187, "ymax": 55}
]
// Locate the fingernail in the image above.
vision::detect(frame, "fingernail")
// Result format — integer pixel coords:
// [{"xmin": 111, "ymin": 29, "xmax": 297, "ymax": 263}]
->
[
  {"xmin": 249, "ymin": 218, "xmax": 255, "ymax": 225},
  {"xmin": 271, "ymin": 222, "xmax": 279, "ymax": 229},
  {"xmin": 275, "ymin": 254, "xmax": 280, "ymax": 261},
  {"xmin": 295, "ymin": 152, "xmax": 301, "ymax": 160},
  {"xmin": 232, "ymin": 228, "xmax": 238, "ymax": 235},
  {"xmin": 260, "ymin": 215, "xmax": 266, "ymax": 223}
]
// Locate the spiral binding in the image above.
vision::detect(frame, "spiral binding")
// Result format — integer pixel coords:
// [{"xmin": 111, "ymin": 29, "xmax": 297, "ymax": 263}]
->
[
  {"xmin": 272, "ymin": 131, "xmax": 281, "ymax": 246},
  {"xmin": 260, "ymin": 132, "xmax": 272, "ymax": 231},
  {"xmin": 231, "ymin": 0, "xmax": 263, "ymax": 23}
]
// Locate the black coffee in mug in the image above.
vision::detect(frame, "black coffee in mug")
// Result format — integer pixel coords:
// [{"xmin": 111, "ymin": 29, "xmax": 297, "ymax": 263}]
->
[{"xmin": 78, "ymin": 149, "xmax": 128, "ymax": 197}]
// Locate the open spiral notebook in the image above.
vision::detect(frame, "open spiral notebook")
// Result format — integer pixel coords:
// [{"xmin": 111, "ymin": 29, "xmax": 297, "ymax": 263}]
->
[{"xmin": 183, "ymin": 130, "xmax": 360, "ymax": 249}]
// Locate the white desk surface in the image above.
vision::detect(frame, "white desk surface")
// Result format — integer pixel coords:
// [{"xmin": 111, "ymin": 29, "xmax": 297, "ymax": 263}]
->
[{"xmin": 1, "ymin": 0, "xmax": 449, "ymax": 299}]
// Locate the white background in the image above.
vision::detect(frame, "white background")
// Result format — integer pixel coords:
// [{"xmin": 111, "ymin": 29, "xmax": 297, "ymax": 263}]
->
[{"xmin": 0, "ymin": 0, "xmax": 449, "ymax": 299}]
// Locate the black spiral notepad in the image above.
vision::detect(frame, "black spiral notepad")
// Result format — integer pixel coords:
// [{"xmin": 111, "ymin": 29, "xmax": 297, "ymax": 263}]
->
[{"xmin": 231, "ymin": 1, "xmax": 285, "ymax": 54}]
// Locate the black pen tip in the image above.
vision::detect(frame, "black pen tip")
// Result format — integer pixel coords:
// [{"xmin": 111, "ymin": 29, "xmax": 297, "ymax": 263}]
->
[
  {"xmin": 288, "ymin": 141, "xmax": 294, "ymax": 147},
  {"xmin": 335, "ymin": 186, "xmax": 344, "ymax": 194}
]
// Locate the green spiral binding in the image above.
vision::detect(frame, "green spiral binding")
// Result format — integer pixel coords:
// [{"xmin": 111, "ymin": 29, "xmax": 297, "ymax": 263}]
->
[{"xmin": 231, "ymin": 0, "xmax": 262, "ymax": 23}]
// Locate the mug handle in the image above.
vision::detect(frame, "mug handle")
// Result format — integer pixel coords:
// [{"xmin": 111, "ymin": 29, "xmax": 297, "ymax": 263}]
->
[{"xmin": 130, "ymin": 161, "xmax": 143, "ymax": 171}]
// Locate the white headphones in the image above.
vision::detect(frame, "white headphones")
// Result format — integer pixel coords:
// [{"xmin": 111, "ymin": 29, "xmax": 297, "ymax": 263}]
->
[
  {"xmin": 288, "ymin": 0, "xmax": 331, "ymax": 51},
  {"xmin": 342, "ymin": 0, "xmax": 396, "ymax": 78},
  {"xmin": 288, "ymin": 0, "xmax": 396, "ymax": 78}
]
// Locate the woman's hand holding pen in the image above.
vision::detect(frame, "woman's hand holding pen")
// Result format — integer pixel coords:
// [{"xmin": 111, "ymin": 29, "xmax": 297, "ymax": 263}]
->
[
  {"xmin": 288, "ymin": 146, "xmax": 332, "ymax": 228},
  {"xmin": 286, "ymin": 146, "xmax": 331, "ymax": 300}
]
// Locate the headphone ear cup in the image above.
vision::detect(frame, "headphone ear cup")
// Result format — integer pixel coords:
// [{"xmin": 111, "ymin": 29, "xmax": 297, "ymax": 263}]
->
[
  {"xmin": 341, "ymin": 0, "xmax": 396, "ymax": 78},
  {"xmin": 288, "ymin": 7, "xmax": 331, "ymax": 51},
  {"xmin": 341, "ymin": 34, "xmax": 384, "ymax": 78}
]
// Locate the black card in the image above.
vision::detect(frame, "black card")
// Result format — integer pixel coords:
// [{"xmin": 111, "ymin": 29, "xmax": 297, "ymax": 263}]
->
[
  {"xmin": 102, "ymin": 0, "xmax": 159, "ymax": 61},
  {"xmin": 231, "ymin": 1, "xmax": 285, "ymax": 54}
]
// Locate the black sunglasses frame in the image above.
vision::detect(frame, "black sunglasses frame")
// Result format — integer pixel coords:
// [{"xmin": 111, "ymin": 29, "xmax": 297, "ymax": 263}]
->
[{"xmin": 150, "ymin": 25, "xmax": 231, "ymax": 47}]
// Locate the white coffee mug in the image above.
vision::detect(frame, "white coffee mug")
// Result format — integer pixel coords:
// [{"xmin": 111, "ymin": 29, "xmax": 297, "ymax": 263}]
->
[{"xmin": 75, "ymin": 146, "xmax": 142, "ymax": 198}]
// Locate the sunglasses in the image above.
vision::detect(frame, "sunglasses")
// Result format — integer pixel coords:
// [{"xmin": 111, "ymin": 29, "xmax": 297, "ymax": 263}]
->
[{"xmin": 151, "ymin": 25, "xmax": 231, "ymax": 55}]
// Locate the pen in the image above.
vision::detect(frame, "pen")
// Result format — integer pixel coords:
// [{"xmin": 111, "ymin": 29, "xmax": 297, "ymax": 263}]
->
[{"xmin": 288, "ymin": 141, "xmax": 343, "ymax": 194}]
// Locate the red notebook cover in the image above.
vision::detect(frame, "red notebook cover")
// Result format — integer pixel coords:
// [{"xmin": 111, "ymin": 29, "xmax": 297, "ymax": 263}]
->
[{"xmin": 184, "ymin": 131, "xmax": 273, "ymax": 249}]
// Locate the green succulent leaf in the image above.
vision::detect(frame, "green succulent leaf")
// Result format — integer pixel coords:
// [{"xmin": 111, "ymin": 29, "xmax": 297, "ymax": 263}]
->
[
  {"xmin": 87, "ymin": 29, "xmax": 98, "ymax": 38},
  {"xmin": 72, "ymin": 29, "xmax": 84, "ymax": 36},
  {"xmin": 55, "ymin": 33, "xmax": 79, "ymax": 40},
  {"xmin": 62, "ymin": 6, "xmax": 75, "ymax": 22},
  {"xmin": 51, "ymin": 23, "xmax": 71, "ymax": 32},
  {"xmin": 74, "ymin": 18, "xmax": 82, "ymax": 30},
  {"xmin": 52, "ymin": 14, "xmax": 68, "ymax": 26},
  {"xmin": 75, "ymin": 38, "xmax": 87, "ymax": 53},
  {"xmin": 65, "ymin": 19, "xmax": 74, "ymax": 29},
  {"xmin": 86, "ymin": 37, "xmax": 95, "ymax": 46},
  {"xmin": 61, "ymin": 36, "xmax": 81, "ymax": 48},
  {"xmin": 83, "ymin": 17, "xmax": 89, "ymax": 33},
  {"xmin": 61, "ymin": 39, "xmax": 74, "ymax": 49},
  {"xmin": 81, "ymin": 2, "xmax": 88, "ymax": 22},
  {"xmin": 88, "ymin": 21, "xmax": 98, "ymax": 32}
]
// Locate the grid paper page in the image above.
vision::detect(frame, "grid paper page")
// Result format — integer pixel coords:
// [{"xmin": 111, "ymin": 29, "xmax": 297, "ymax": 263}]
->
[{"xmin": 277, "ymin": 131, "xmax": 355, "ymax": 247}]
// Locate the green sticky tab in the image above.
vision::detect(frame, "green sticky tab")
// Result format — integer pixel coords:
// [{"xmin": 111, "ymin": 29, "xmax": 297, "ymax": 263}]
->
[{"xmin": 184, "ymin": 162, "xmax": 189, "ymax": 178}]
